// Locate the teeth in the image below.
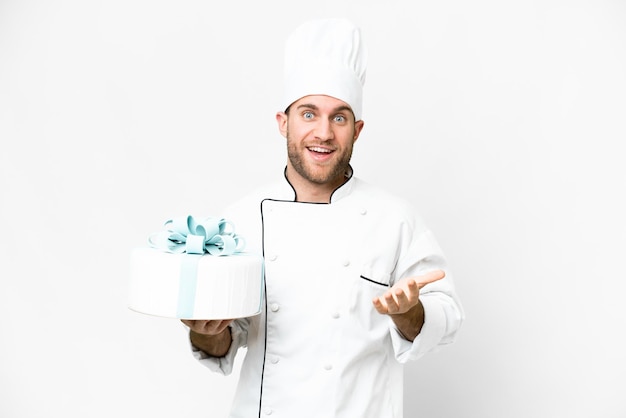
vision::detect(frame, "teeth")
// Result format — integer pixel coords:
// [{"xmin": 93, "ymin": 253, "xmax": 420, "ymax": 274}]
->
[{"xmin": 309, "ymin": 146, "xmax": 332, "ymax": 153}]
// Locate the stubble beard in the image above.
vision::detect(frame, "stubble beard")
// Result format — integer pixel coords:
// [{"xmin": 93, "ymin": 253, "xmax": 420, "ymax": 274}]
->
[{"xmin": 286, "ymin": 127, "xmax": 354, "ymax": 185}]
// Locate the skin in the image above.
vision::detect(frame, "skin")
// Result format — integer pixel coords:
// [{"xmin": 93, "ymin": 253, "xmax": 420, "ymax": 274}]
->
[{"xmin": 182, "ymin": 95, "xmax": 444, "ymax": 355}]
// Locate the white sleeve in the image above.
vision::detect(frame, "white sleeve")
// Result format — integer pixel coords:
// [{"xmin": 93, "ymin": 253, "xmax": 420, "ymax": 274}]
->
[{"xmin": 390, "ymin": 222, "xmax": 465, "ymax": 363}]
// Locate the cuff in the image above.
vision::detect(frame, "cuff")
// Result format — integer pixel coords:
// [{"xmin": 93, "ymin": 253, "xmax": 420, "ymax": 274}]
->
[{"xmin": 391, "ymin": 295, "xmax": 447, "ymax": 363}]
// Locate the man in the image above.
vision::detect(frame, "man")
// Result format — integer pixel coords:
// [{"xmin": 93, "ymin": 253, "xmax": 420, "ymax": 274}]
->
[{"xmin": 182, "ymin": 18, "xmax": 464, "ymax": 417}]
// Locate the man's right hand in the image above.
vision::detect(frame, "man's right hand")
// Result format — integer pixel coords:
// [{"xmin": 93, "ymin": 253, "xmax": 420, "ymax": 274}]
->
[
  {"xmin": 181, "ymin": 319, "xmax": 234, "ymax": 357},
  {"xmin": 182, "ymin": 319, "xmax": 233, "ymax": 335}
]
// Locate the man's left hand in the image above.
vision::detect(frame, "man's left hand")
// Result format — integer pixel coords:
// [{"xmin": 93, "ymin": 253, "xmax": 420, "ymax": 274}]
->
[{"xmin": 372, "ymin": 269, "xmax": 445, "ymax": 315}]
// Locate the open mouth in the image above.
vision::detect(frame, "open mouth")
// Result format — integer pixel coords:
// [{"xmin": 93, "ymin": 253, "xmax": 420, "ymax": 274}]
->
[
  {"xmin": 307, "ymin": 146, "xmax": 334, "ymax": 155},
  {"xmin": 307, "ymin": 146, "xmax": 335, "ymax": 162}
]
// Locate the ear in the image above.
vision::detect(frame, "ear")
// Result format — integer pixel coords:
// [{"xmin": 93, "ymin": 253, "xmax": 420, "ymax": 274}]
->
[
  {"xmin": 352, "ymin": 120, "xmax": 365, "ymax": 144},
  {"xmin": 276, "ymin": 112, "xmax": 288, "ymax": 138}
]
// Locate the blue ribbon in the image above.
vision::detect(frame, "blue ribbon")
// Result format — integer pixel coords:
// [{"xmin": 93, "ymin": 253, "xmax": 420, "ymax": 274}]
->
[
  {"xmin": 147, "ymin": 215, "xmax": 246, "ymax": 318},
  {"xmin": 148, "ymin": 215, "xmax": 245, "ymax": 256},
  {"xmin": 177, "ymin": 254, "xmax": 202, "ymax": 318}
]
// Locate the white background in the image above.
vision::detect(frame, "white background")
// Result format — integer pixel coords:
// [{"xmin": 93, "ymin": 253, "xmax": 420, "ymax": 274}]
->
[{"xmin": 1, "ymin": 1, "xmax": 625, "ymax": 417}]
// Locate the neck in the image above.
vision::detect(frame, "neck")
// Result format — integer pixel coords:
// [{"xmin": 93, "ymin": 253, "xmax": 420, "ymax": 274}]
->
[{"xmin": 285, "ymin": 165, "xmax": 347, "ymax": 203}]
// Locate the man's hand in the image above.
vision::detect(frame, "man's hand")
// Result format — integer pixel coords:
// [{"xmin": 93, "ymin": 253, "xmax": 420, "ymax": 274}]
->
[
  {"xmin": 181, "ymin": 319, "xmax": 234, "ymax": 357},
  {"xmin": 372, "ymin": 269, "xmax": 445, "ymax": 340},
  {"xmin": 181, "ymin": 319, "xmax": 233, "ymax": 336}
]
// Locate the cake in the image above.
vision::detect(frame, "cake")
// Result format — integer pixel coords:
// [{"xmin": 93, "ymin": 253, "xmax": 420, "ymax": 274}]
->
[{"xmin": 128, "ymin": 215, "xmax": 264, "ymax": 319}]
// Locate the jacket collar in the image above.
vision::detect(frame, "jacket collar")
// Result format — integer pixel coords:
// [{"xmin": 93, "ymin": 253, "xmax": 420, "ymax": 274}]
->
[{"xmin": 280, "ymin": 165, "xmax": 355, "ymax": 204}]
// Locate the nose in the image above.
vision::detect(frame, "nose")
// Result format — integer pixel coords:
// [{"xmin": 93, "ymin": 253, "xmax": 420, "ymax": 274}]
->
[{"xmin": 314, "ymin": 118, "xmax": 334, "ymax": 141}]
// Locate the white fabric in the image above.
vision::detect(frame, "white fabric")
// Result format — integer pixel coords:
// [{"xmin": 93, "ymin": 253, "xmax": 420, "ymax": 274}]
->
[
  {"xmin": 191, "ymin": 170, "xmax": 464, "ymax": 418},
  {"xmin": 282, "ymin": 18, "xmax": 367, "ymax": 120}
]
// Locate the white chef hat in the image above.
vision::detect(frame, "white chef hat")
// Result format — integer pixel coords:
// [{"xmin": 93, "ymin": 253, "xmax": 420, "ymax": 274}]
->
[{"xmin": 282, "ymin": 18, "xmax": 368, "ymax": 121}]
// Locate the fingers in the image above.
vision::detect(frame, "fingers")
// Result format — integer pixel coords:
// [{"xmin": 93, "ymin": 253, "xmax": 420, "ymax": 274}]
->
[
  {"xmin": 372, "ymin": 297, "xmax": 386, "ymax": 314},
  {"xmin": 180, "ymin": 319, "xmax": 234, "ymax": 335},
  {"xmin": 417, "ymin": 269, "xmax": 445, "ymax": 287},
  {"xmin": 372, "ymin": 288, "xmax": 408, "ymax": 315},
  {"xmin": 406, "ymin": 278, "xmax": 420, "ymax": 295},
  {"xmin": 372, "ymin": 270, "xmax": 445, "ymax": 315}
]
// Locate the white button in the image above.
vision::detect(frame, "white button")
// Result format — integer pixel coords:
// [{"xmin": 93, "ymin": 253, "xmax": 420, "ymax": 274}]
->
[
  {"xmin": 331, "ymin": 311, "xmax": 340, "ymax": 319},
  {"xmin": 360, "ymin": 208, "xmax": 367, "ymax": 215},
  {"xmin": 263, "ymin": 407, "xmax": 273, "ymax": 415},
  {"xmin": 270, "ymin": 303, "xmax": 280, "ymax": 312},
  {"xmin": 324, "ymin": 363, "xmax": 333, "ymax": 371},
  {"xmin": 342, "ymin": 260, "xmax": 350, "ymax": 267},
  {"xmin": 269, "ymin": 254, "xmax": 278, "ymax": 261},
  {"xmin": 271, "ymin": 356, "xmax": 280, "ymax": 364}
]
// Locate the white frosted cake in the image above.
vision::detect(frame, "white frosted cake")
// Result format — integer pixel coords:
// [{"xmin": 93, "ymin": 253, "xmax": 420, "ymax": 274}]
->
[{"xmin": 128, "ymin": 215, "xmax": 264, "ymax": 319}]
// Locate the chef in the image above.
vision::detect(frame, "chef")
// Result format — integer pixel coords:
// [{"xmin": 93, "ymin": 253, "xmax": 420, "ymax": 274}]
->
[{"xmin": 182, "ymin": 18, "xmax": 464, "ymax": 418}]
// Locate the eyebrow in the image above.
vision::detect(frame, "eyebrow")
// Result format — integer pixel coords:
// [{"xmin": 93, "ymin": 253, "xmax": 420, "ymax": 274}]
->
[{"xmin": 296, "ymin": 103, "xmax": 353, "ymax": 114}]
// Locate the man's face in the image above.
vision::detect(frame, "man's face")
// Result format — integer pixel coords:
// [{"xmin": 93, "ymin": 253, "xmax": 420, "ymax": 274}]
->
[{"xmin": 276, "ymin": 95, "xmax": 364, "ymax": 188}]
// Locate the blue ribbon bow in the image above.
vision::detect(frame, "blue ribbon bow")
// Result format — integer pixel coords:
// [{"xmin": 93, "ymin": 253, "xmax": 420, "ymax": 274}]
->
[{"xmin": 148, "ymin": 215, "xmax": 245, "ymax": 256}]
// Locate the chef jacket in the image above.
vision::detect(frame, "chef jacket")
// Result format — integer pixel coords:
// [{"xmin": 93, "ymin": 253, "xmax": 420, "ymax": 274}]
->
[{"xmin": 191, "ymin": 168, "xmax": 464, "ymax": 418}]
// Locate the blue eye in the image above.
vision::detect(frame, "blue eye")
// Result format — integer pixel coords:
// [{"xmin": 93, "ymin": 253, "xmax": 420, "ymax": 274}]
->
[
  {"xmin": 303, "ymin": 111, "xmax": 314, "ymax": 119},
  {"xmin": 334, "ymin": 115, "xmax": 346, "ymax": 123}
]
